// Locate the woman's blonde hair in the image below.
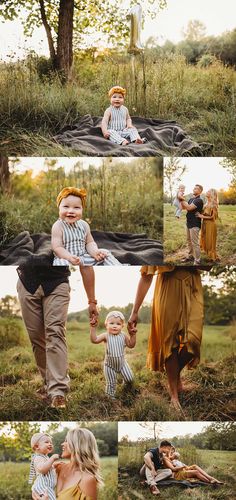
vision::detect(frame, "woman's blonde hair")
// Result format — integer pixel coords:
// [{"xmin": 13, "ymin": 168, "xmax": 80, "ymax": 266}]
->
[
  {"xmin": 207, "ymin": 188, "xmax": 219, "ymax": 209},
  {"xmin": 66, "ymin": 428, "xmax": 103, "ymax": 486}
]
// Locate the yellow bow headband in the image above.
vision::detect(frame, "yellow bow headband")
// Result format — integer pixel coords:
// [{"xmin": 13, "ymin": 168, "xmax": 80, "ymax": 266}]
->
[
  {"xmin": 108, "ymin": 86, "xmax": 126, "ymax": 97},
  {"xmin": 56, "ymin": 187, "xmax": 87, "ymax": 208}
]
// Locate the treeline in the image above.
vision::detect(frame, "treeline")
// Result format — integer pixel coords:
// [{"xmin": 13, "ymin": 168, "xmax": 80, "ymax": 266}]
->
[
  {"xmin": 0, "ymin": 422, "xmax": 117, "ymax": 463},
  {"xmin": 119, "ymin": 422, "xmax": 236, "ymax": 452}
]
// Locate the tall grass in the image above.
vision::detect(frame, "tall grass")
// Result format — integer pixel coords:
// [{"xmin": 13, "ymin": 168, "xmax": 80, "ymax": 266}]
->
[{"xmin": 0, "ymin": 53, "xmax": 236, "ymax": 155}]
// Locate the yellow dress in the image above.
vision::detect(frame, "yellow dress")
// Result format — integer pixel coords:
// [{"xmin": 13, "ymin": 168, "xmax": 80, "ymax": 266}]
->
[
  {"xmin": 57, "ymin": 483, "xmax": 91, "ymax": 500},
  {"xmin": 141, "ymin": 266, "xmax": 204, "ymax": 372},
  {"xmin": 200, "ymin": 205, "xmax": 218, "ymax": 260}
]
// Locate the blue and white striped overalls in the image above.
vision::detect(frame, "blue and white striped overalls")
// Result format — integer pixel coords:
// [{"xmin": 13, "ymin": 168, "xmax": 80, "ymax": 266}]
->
[
  {"xmin": 29, "ymin": 453, "xmax": 57, "ymax": 500},
  {"xmin": 108, "ymin": 105, "xmax": 139, "ymax": 144},
  {"xmin": 53, "ymin": 219, "xmax": 121, "ymax": 266},
  {"xmin": 104, "ymin": 332, "xmax": 133, "ymax": 397}
]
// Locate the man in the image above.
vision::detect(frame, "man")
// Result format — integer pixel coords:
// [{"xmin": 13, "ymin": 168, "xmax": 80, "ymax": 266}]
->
[
  {"xmin": 17, "ymin": 264, "xmax": 98, "ymax": 409},
  {"xmin": 180, "ymin": 184, "xmax": 204, "ymax": 265},
  {"xmin": 143, "ymin": 440, "xmax": 173, "ymax": 495}
]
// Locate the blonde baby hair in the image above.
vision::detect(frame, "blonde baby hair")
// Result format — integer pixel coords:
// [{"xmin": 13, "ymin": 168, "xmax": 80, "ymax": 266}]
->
[{"xmin": 31, "ymin": 433, "xmax": 51, "ymax": 450}]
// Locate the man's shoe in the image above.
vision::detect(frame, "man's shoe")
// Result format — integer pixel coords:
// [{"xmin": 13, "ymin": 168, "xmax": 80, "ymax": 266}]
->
[
  {"xmin": 50, "ymin": 395, "xmax": 66, "ymax": 409},
  {"xmin": 150, "ymin": 485, "xmax": 160, "ymax": 495}
]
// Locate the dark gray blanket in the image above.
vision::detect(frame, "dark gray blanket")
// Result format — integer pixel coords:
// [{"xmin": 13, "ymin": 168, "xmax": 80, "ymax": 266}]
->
[
  {"xmin": 153, "ymin": 479, "xmax": 209, "ymax": 489},
  {"xmin": 53, "ymin": 114, "xmax": 213, "ymax": 157},
  {"xmin": 0, "ymin": 231, "xmax": 163, "ymax": 265}
]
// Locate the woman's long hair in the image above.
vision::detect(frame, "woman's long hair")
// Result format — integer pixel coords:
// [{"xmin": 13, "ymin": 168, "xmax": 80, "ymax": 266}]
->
[
  {"xmin": 66, "ymin": 428, "xmax": 103, "ymax": 486},
  {"xmin": 206, "ymin": 188, "xmax": 219, "ymax": 209}
]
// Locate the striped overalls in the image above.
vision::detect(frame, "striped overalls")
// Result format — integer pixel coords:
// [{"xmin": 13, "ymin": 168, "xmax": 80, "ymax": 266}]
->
[
  {"xmin": 104, "ymin": 332, "xmax": 133, "ymax": 398},
  {"xmin": 53, "ymin": 219, "xmax": 121, "ymax": 266},
  {"xmin": 108, "ymin": 105, "xmax": 140, "ymax": 144},
  {"xmin": 29, "ymin": 453, "xmax": 57, "ymax": 500}
]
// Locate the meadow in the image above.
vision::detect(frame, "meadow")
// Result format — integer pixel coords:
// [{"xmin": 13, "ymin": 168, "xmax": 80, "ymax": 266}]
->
[
  {"xmin": 0, "ymin": 455, "xmax": 117, "ymax": 500},
  {"xmin": 0, "ymin": 53, "xmax": 236, "ymax": 156},
  {"xmin": 0, "ymin": 321, "xmax": 235, "ymax": 422},
  {"xmin": 118, "ymin": 448, "xmax": 236, "ymax": 500},
  {"xmin": 164, "ymin": 204, "xmax": 236, "ymax": 265}
]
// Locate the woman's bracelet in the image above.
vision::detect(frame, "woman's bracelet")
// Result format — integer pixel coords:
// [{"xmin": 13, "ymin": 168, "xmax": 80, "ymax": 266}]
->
[{"xmin": 88, "ymin": 299, "xmax": 97, "ymax": 305}]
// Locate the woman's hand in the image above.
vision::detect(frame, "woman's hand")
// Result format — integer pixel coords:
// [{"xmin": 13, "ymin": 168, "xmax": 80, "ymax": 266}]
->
[
  {"xmin": 32, "ymin": 491, "xmax": 49, "ymax": 500},
  {"xmin": 196, "ymin": 212, "xmax": 203, "ymax": 219},
  {"xmin": 127, "ymin": 312, "xmax": 138, "ymax": 334}
]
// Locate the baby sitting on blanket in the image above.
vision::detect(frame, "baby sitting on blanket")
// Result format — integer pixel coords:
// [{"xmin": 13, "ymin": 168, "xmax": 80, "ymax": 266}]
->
[{"xmin": 101, "ymin": 86, "xmax": 146, "ymax": 145}]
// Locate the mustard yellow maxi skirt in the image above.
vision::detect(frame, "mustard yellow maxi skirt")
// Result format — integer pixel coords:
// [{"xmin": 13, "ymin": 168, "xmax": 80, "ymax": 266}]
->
[
  {"xmin": 200, "ymin": 207, "xmax": 218, "ymax": 261},
  {"xmin": 142, "ymin": 266, "xmax": 204, "ymax": 372}
]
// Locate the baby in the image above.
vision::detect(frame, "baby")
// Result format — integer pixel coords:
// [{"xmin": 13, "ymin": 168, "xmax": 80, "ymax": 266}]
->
[
  {"xmin": 52, "ymin": 187, "xmax": 121, "ymax": 266},
  {"xmin": 172, "ymin": 184, "xmax": 185, "ymax": 218},
  {"xmin": 90, "ymin": 310, "xmax": 137, "ymax": 398},
  {"xmin": 29, "ymin": 433, "xmax": 58, "ymax": 500},
  {"xmin": 101, "ymin": 86, "xmax": 146, "ymax": 145}
]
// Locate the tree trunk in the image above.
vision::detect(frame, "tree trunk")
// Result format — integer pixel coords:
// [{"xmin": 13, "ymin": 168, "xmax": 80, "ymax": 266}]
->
[
  {"xmin": 0, "ymin": 156, "xmax": 10, "ymax": 194},
  {"xmin": 39, "ymin": 0, "xmax": 56, "ymax": 64},
  {"xmin": 56, "ymin": 0, "xmax": 74, "ymax": 81}
]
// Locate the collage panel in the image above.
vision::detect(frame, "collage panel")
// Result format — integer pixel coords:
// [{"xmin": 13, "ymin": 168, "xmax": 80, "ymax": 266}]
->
[
  {"xmin": 0, "ymin": 156, "xmax": 163, "ymax": 266},
  {"xmin": 0, "ymin": 421, "xmax": 118, "ymax": 499},
  {"xmin": 118, "ymin": 421, "xmax": 236, "ymax": 499},
  {"xmin": 163, "ymin": 157, "xmax": 236, "ymax": 266},
  {"xmin": 0, "ymin": 265, "xmax": 235, "ymax": 422}
]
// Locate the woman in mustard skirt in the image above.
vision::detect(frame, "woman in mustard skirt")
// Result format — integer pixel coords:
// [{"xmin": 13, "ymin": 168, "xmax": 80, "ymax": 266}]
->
[
  {"xmin": 32, "ymin": 428, "xmax": 102, "ymax": 500},
  {"xmin": 128, "ymin": 266, "xmax": 204, "ymax": 412},
  {"xmin": 197, "ymin": 188, "xmax": 219, "ymax": 261}
]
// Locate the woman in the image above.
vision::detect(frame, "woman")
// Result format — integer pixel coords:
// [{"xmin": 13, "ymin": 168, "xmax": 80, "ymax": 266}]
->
[
  {"xmin": 128, "ymin": 266, "xmax": 205, "ymax": 414},
  {"xmin": 163, "ymin": 452, "xmax": 223, "ymax": 484},
  {"xmin": 32, "ymin": 428, "xmax": 102, "ymax": 499},
  {"xmin": 197, "ymin": 188, "xmax": 219, "ymax": 261}
]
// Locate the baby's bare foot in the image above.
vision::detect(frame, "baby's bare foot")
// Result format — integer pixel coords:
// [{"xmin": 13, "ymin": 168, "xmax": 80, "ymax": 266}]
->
[
  {"xmin": 122, "ymin": 139, "xmax": 129, "ymax": 145},
  {"xmin": 135, "ymin": 137, "xmax": 143, "ymax": 144}
]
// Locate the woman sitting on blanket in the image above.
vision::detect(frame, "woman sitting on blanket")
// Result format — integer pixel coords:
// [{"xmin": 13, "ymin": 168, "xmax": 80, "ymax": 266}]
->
[
  {"xmin": 52, "ymin": 187, "xmax": 121, "ymax": 266},
  {"xmin": 163, "ymin": 447, "xmax": 223, "ymax": 484}
]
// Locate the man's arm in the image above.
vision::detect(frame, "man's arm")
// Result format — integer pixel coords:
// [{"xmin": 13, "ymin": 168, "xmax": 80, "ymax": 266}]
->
[
  {"xmin": 181, "ymin": 201, "xmax": 198, "ymax": 212},
  {"xmin": 144, "ymin": 452, "xmax": 156, "ymax": 476},
  {"xmin": 79, "ymin": 266, "xmax": 98, "ymax": 325}
]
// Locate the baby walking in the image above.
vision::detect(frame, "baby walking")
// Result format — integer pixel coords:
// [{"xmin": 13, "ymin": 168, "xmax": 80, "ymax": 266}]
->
[
  {"xmin": 101, "ymin": 86, "xmax": 146, "ymax": 145},
  {"xmin": 28, "ymin": 433, "xmax": 58, "ymax": 500},
  {"xmin": 172, "ymin": 184, "xmax": 185, "ymax": 218},
  {"xmin": 90, "ymin": 311, "xmax": 136, "ymax": 398},
  {"xmin": 52, "ymin": 186, "xmax": 121, "ymax": 266}
]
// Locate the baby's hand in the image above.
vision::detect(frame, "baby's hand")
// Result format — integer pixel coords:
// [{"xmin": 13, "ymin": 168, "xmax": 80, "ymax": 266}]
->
[
  {"xmin": 69, "ymin": 255, "xmax": 81, "ymax": 265},
  {"xmin": 103, "ymin": 131, "xmax": 110, "ymax": 138},
  {"xmin": 94, "ymin": 250, "xmax": 108, "ymax": 261},
  {"xmin": 51, "ymin": 454, "xmax": 60, "ymax": 461}
]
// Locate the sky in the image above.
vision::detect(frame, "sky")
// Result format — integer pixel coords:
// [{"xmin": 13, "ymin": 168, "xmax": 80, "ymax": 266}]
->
[
  {"xmin": 164, "ymin": 157, "xmax": 232, "ymax": 195},
  {"xmin": 9, "ymin": 157, "xmax": 135, "ymax": 176},
  {"xmin": 0, "ymin": 0, "xmax": 235, "ymax": 61},
  {"xmin": 118, "ymin": 421, "xmax": 213, "ymax": 441}
]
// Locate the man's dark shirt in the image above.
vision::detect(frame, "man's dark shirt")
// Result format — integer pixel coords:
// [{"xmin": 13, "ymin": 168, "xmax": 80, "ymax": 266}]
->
[
  {"xmin": 148, "ymin": 448, "xmax": 163, "ymax": 471},
  {"xmin": 17, "ymin": 265, "xmax": 70, "ymax": 296},
  {"xmin": 186, "ymin": 195, "xmax": 203, "ymax": 229}
]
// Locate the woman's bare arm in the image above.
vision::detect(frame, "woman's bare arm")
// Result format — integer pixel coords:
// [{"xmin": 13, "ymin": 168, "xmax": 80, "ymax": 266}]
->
[{"xmin": 128, "ymin": 273, "xmax": 153, "ymax": 328}]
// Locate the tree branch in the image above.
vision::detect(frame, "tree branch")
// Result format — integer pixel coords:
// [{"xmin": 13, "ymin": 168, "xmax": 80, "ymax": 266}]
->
[{"xmin": 38, "ymin": 0, "xmax": 56, "ymax": 62}]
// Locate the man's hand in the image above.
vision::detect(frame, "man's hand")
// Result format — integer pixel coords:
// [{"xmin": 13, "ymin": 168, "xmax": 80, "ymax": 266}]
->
[
  {"xmin": 94, "ymin": 250, "xmax": 108, "ymax": 261},
  {"xmin": 151, "ymin": 468, "xmax": 157, "ymax": 478},
  {"xmin": 89, "ymin": 303, "xmax": 99, "ymax": 326},
  {"xmin": 69, "ymin": 255, "xmax": 81, "ymax": 265}
]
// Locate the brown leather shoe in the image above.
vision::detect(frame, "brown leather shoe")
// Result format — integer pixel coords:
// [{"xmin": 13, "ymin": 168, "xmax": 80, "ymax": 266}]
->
[
  {"xmin": 51, "ymin": 395, "xmax": 66, "ymax": 409},
  {"xmin": 150, "ymin": 485, "xmax": 160, "ymax": 495}
]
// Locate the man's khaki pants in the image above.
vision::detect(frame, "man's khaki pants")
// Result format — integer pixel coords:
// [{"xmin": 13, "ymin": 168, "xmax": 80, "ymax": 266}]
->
[
  {"xmin": 145, "ymin": 467, "xmax": 172, "ymax": 486},
  {"xmin": 17, "ymin": 280, "xmax": 70, "ymax": 398},
  {"xmin": 186, "ymin": 226, "xmax": 201, "ymax": 264}
]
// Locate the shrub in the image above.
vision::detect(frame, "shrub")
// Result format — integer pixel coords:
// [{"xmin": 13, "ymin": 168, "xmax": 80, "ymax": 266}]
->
[{"xmin": 0, "ymin": 318, "xmax": 26, "ymax": 349}]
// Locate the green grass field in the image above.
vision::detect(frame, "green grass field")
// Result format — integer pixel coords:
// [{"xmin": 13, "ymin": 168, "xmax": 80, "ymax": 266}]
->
[
  {"xmin": 0, "ymin": 55, "xmax": 236, "ymax": 156},
  {"xmin": 118, "ymin": 448, "xmax": 236, "ymax": 500},
  {"xmin": 0, "ymin": 456, "xmax": 117, "ymax": 500},
  {"xmin": 164, "ymin": 204, "xmax": 236, "ymax": 265},
  {"xmin": 0, "ymin": 322, "xmax": 235, "ymax": 422}
]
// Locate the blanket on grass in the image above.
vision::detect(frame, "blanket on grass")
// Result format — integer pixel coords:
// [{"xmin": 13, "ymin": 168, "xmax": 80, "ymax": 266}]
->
[
  {"xmin": 53, "ymin": 114, "xmax": 213, "ymax": 157},
  {"xmin": 0, "ymin": 231, "xmax": 163, "ymax": 266},
  {"xmin": 151, "ymin": 479, "xmax": 209, "ymax": 489}
]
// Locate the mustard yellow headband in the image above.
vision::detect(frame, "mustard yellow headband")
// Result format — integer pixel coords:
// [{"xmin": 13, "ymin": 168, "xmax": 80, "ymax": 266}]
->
[
  {"xmin": 56, "ymin": 187, "xmax": 87, "ymax": 208},
  {"xmin": 108, "ymin": 86, "xmax": 126, "ymax": 97}
]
